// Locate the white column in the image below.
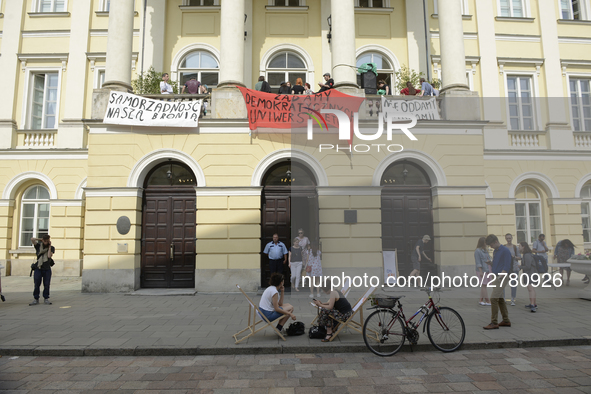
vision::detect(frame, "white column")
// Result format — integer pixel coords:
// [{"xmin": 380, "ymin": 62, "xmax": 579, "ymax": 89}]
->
[
  {"xmin": 219, "ymin": 0, "xmax": 245, "ymax": 87},
  {"xmin": 244, "ymin": 0, "xmax": 253, "ymax": 87},
  {"xmin": 406, "ymin": 0, "xmax": 428, "ymax": 76},
  {"xmin": 103, "ymin": 0, "xmax": 135, "ymax": 90},
  {"xmin": 438, "ymin": 0, "xmax": 469, "ymax": 91},
  {"xmin": 59, "ymin": 0, "xmax": 92, "ymax": 149},
  {"xmin": 330, "ymin": 0, "xmax": 357, "ymax": 88},
  {"xmin": 0, "ymin": 0, "xmax": 25, "ymax": 149},
  {"xmin": 140, "ymin": 0, "xmax": 166, "ymax": 74},
  {"xmin": 321, "ymin": 0, "xmax": 332, "ymax": 84}
]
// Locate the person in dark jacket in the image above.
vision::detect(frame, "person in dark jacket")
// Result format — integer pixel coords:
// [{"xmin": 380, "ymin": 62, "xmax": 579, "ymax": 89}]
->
[
  {"xmin": 30, "ymin": 234, "xmax": 55, "ymax": 306},
  {"xmin": 255, "ymin": 76, "xmax": 272, "ymax": 93},
  {"xmin": 313, "ymin": 286, "xmax": 353, "ymax": 342},
  {"xmin": 278, "ymin": 81, "xmax": 291, "ymax": 94}
]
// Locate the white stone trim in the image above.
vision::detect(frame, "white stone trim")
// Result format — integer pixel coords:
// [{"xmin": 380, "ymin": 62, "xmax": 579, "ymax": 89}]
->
[
  {"xmin": 430, "ymin": 32, "xmax": 478, "ymax": 40},
  {"xmin": 356, "ymin": 45, "xmax": 401, "ymax": 71},
  {"xmin": 85, "ymin": 187, "xmax": 143, "ymax": 198},
  {"xmin": 0, "ymin": 151, "xmax": 88, "ymax": 160},
  {"xmin": 50, "ymin": 199, "xmax": 84, "ymax": 207},
  {"xmin": 170, "ymin": 43, "xmax": 221, "ymax": 82},
  {"xmin": 557, "ymin": 0, "xmax": 591, "ymax": 20},
  {"xmin": 251, "ymin": 149, "xmax": 328, "ymax": 187},
  {"xmin": 483, "ymin": 151, "xmax": 591, "ymax": 160},
  {"xmin": 486, "ymin": 198, "xmax": 517, "ymax": 205},
  {"xmin": 2, "ymin": 171, "xmax": 58, "ymax": 200},
  {"xmin": 495, "ymin": 34, "xmax": 540, "ymax": 42},
  {"xmin": 196, "ymin": 187, "xmax": 262, "ymax": 196},
  {"xmin": 508, "ymin": 172, "xmax": 560, "ymax": 199},
  {"xmin": 0, "ymin": 200, "xmax": 15, "ymax": 207},
  {"xmin": 485, "ymin": 182, "xmax": 494, "ymax": 198},
  {"xmin": 372, "ymin": 150, "xmax": 447, "ymax": 187},
  {"xmin": 431, "ymin": 186, "xmax": 488, "ymax": 196},
  {"xmin": 89, "ymin": 29, "xmax": 140, "ymax": 37},
  {"xmin": 128, "ymin": 149, "xmax": 206, "ymax": 188},
  {"xmin": 22, "ymin": 30, "xmax": 70, "ymax": 38},
  {"xmin": 317, "ymin": 187, "xmax": 382, "ymax": 196},
  {"xmin": 75, "ymin": 178, "xmax": 87, "ymax": 200},
  {"xmin": 267, "ymin": 0, "xmax": 306, "ymax": 5},
  {"xmin": 547, "ymin": 198, "xmax": 584, "ymax": 205},
  {"xmin": 259, "ymin": 43, "xmax": 315, "ymax": 86},
  {"xmin": 558, "ymin": 36, "xmax": 591, "ymax": 44},
  {"xmin": 575, "ymin": 173, "xmax": 591, "ymax": 198}
]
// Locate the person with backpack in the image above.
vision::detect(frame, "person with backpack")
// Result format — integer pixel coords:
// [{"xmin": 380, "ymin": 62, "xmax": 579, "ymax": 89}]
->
[
  {"xmin": 518, "ymin": 242, "xmax": 538, "ymax": 312},
  {"xmin": 312, "ymin": 285, "xmax": 352, "ymax": 342}
]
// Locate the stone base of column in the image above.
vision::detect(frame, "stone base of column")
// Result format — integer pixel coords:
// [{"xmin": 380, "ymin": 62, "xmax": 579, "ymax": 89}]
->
[
  {"xmin": 333, "ymin": 85, "xmax": 365, "ymax": 97},
  {"xmin": 58, "ymin": 119, "xmax": 86, "ymax": 149},
  {"xmin": 440, "ymin": 89, "xmax": 481, "ymax": 121},
  {"xmin": 0, "ymin": 120, "xmax": 17, "ymax": 149},
  {"xmin": 217, "ymin": 80, "xmax": 246, "ymax": 88},
  {"xmin": 211, "ymin": 86, "xmax": 247, "ymax": 119},
  {"xmin": 91, "ymin": 88, "xmax": 120, "ymax": 120}
]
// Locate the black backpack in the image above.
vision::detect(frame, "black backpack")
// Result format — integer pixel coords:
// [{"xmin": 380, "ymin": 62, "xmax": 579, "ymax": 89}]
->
[
  {"xmin": 286, "ymin": 321, "xmax": 306, "ymax": 336},
  {"xmin": 532, "ymin": 254, "xmax": 548, "ymax": 274},
  {"xmin": 308, "ymin": 325, "xmax": 327, "ymax": 339}
]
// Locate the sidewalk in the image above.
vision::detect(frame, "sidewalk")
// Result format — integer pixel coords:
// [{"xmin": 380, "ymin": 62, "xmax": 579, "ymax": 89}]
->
[{"xmin": 0, "ymin": 274, "xmax": 590, "ymax": 357}]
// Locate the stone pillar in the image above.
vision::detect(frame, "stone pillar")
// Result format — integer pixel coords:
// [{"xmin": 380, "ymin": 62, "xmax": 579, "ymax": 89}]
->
[
  {"xmin": 438, "ymin": 0, "xmax": 469, "ymax": 92},
  {"xmin": 405, "ymin": 0, "xmax": 428, "ymax": 76},
  {"xmin": 0, "ymin": 0, "xmax": 25, "ymax": 149},
  {"xmin": 330, "ymin": 0, "xmax": 357, "ymax": 88},
  {"xmin": 102, "ymin": 0, "xmax": 135, "ymax": 91},
  {"xmin": 59, "ymin": 0, "xmax": 92, "ymax": 149},
  {"xmin": 321, "ymin": 0, "xmax": 332, "ymax": 84},
  {"xmin": 140, "ymin": 0, "xmax": 167, "ymax": 74},
  {"xmin": 218, "ymin": 0, "xmax": 245, "ymax": 87}
]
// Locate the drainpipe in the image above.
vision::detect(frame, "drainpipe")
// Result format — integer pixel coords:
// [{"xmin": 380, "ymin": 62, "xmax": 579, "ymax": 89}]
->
[{"xmin": 423, "ymin": 0, "xmax": 431, "ymax": 81}]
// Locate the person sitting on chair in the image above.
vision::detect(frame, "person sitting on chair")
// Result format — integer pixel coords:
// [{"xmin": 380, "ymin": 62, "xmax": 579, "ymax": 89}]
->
[
  {"xmin": 313, "ymin": 285, "xmax": 353, "ymax": 342},
  {"xmin": 258, "ymin": 273, "xmax": 296, "ymax": 336}
]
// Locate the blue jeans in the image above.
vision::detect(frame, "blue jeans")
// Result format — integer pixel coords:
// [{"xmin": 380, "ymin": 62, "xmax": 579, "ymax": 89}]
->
[
  {"xmin": 33, "ymin": 268, "xmax": 52, "ymax": 300},
  {"xmin": 259, "ymin": 307, "xmax": 283, "ymax": 322}
]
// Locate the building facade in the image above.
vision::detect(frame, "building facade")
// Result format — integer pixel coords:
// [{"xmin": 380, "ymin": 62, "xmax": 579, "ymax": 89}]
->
[{"xmin": 0, "ymin": 0, "xmax": 590, "ymax": 292}]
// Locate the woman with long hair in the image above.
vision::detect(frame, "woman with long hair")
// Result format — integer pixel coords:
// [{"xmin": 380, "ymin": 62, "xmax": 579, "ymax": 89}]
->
[
  {"xmin": 518, "ymin": 242, "xmax": 538, "ymax": 312},
  {"xmin": 555, "ymin": 239, "xmax": 575, "ymax": 286},
  {"xmin": 304, "ymin": 82, "xmax": 314, "ymax": 95},
  {"xmin": 292, "ymin": 78, "xmax": 305, "ymax": 94},
  {"xmin": 306, "ymin": 242, "xmax": 323, "ymax": 298},
  {"xmin": 258, "ymin": 273, "xmax": 296, "ymax": 335},
  {"xmin": 474, "ymin": 237, "xmax": 491, "ymax": 306},
  {"xmin": 313, "ymin": 285, "xmax": 352, "ymax": 342}
]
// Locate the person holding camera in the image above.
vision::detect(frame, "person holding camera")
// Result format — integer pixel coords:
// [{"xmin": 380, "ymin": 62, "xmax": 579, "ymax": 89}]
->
[{"xmin": 30, "ymin": 234, "xmax": 55, "ymax": 306}]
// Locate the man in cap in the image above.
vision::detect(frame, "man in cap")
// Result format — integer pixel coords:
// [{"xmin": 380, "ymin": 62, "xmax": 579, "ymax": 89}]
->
[{"xmin": 318, "ymin": 73, "xmax": 334, "ymax": 93}]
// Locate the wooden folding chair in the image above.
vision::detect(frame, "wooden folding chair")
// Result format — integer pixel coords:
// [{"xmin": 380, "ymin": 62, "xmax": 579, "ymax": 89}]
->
[
  {"xmin": 310, "ymin": 278, "xmax": 353, "ymax": 325},
  {"xmin": 327, "ymin": 286, "xmax": 377, "ymax": 342},
  {"xmin": 232, "ymin": 284, "xmax": 286, "ymax": 344}
]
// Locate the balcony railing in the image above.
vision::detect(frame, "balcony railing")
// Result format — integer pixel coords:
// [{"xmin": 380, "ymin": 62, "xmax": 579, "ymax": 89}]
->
[
  {"xmin": 574, "ymin": 132, "xmax": 591, "ymax": 148},
  {"xmin": 17, "ymin": 130, "xmax": 57, "ymax": 148}
]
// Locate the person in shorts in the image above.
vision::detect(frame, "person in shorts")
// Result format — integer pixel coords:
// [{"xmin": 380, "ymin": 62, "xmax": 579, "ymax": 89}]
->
[
  {"xmin": 410, "ymin": 235, "xmax": 432, "ymax": 277},
  {"xmin": 258, "ymin": 273, "xmax": 296, "ymax": 335}
]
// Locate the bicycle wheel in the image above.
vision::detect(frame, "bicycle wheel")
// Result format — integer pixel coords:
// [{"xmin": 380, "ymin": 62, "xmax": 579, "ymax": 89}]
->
[
  {"xmin": 427, "ymin": 306, "xmax": 465, "ymax": 352},
  {"xmin": 362, "ymin": 309, "xmax": 405, "ymax": 357}
]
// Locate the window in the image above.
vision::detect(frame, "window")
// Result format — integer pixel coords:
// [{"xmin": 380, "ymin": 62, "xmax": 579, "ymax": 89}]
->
[
  {"xmin": 507, "ymin": 76, "xmax": 535, "ymax": 130},
  {"xmin": 20, "ymin": 185, "xmax": 50, "ymax": 247},
  {"xmin": 266, "ymin": 52, "xmax": 307, "ymax": 91},
  {"xmin": 99, "ymin": 0, "xmax": 110, "ymax": 11},
  {"xmin": 515, "ymin": 185, "xmax": 542, "ymax": 244},
  {"xmin": 186, "ymin": 0, "xmax": 217, "ymax": 5},
  {"xmin": 433, "ymin": 0, "xmax": 469, "ymax": 15},
  {"xmin": 570, "ymin": 78, "xmax": 591, "ymax": 131},
  {"xmin": 98, "ymin": 70, "xmax": 106, "ymax": 89},
  {"xmin": 30, "ymin": 73, "xmax": 59, "ymax": 130},
  {"xmin": 561, "ymin": 0, "xmax": 581, "ymax": 19},
  {"xmin": 273, "ymin": 0, "xmax": 300, "ymax": 5},
  {"xmin": 499, "ymin": 0, "xmax": 525, "ymax": 17},
  {"xmin": 357, "ymin": 0, "xmax": 384, "ymax": 7},
  {"xmin": 35, "ymin": 0, "xmax": 66, "ymax": 12},
  {"xmin": 356, "ymin": 52, "xmax": 394, "ymax": 94},
  {"xmin": 178, "ymin": 51, "xmax": 219, "ymax": 92},
  {"xmin": 582, "ymin": 184, "xmax": 591, "ymax": 243}
]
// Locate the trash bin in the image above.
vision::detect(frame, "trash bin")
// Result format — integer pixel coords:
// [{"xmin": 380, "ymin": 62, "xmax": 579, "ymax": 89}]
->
[{"xmin": 357, "ymin": 62, "xmax": 378, "ymax": 94}]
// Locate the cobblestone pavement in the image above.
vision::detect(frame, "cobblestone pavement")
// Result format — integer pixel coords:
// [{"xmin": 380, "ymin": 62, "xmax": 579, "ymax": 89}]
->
[{"xmin": 0, "ymin": 346, "xmax": 590, "ymax": 393}]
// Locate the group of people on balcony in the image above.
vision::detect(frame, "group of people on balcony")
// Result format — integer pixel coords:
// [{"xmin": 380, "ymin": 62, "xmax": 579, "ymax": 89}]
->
[{"xmin": 255, "ymin": 73, "xmax": 334, "ymax": 95}]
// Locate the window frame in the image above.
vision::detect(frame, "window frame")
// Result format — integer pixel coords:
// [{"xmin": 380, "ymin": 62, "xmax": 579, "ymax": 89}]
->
[
  {"xmin": 581, "ymin": 184, "xmax": 591, "ymax": 244},
  {"xmin": 433, "ymin": 0, "xmax": 469, "ymax": 15},
  {"xmin": 94, "ymin": 67, "xmax": 106, "ymax": 89},
  {"xmin": 99, "ymin": 0, "xmax": 110, "ymax": 12},
  {"xmin": 19, "ymin": 185, "xmax": 51, "ymax": 248},
  {"xmin": 559, "ymin": 0, "xmax": 591, "ymax": 20},
  {"xmin": 566, "ymin": 74, "xmax": 591, "ymax": 132},
  {"xmin": 267, "ymin": 0, "xmax": 306, "ymax": 6},
  {"xmin": 497, "ymin": 0, "xmax": 531, "ymax": 17},
  {"xmin": 177, "ymin": 50, "xmax": 220, "ymax": 92},
  {"xmin": 503, "ymin": 72, "xmax": 540, "ymax": 131},
  {"xmin": 515, "ymin": 186, "xmax": 543, "ymax": 245},
  {"xmin": 265, "ymin": 51, "xmax": 309, "ymax": 92},
  {"xmin": 355, "ymin": 0, "xmax": 391, "ymax": 7},
  {"xmin": 22, "ymin": 68, "xmax": 62, "ymax": 130},
  {"xmin": 32, "ymin": 0, "xmax": 68, "ymax": 13},
  {"xmin": 356, "ymin": 51, "xmax": 395, "ymax": 94},
  {"xmin": 182, "ymin": 0, "xmax": 220, "ymax": 5}
]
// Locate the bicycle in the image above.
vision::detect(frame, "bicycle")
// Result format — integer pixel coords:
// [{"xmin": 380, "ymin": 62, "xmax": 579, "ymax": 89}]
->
[{"xmin": 362, "ymin": 287, "xmax": 465, "ymax": 357}]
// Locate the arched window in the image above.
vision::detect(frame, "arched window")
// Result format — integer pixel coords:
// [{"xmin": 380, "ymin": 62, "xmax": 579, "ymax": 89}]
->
[
  {"xmin": 266, "ymin": 52, "xmax": 307, "ymax": 92},
  {"xmin": 581, "ymin": 183, "xmax": 591, "ymax": 243},
  {"xmin": 20, "ymin": 185, "xmax": 50, "ymax": 247},
  {"xmin": 178, "ymin": 51, "xmax": 219, "ymax": 92},
  {"xmin": 356, "ymin": 52, "xmax": 394, "ymax": 94},
  {"xmin": 262, "ymin": 161, "xmax": 316, "ymax": 187},
  {"xmin": 145, "ymin": 163, "xmax": 197, "ymax": 187},
  {"xmin": 380, "ymin": 161, "xmax": 430, "ymax": 186},
  {"xmin": 515, "ymin": 185, "xmax": 542, "ymax": 244}
]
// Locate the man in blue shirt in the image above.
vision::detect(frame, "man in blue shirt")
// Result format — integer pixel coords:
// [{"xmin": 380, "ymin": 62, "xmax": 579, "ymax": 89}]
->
[
  {"xmin": 263, "ymin": 233, "xmax": 288, "ymax": 275},
  {"xmin": 483, "ymin": 234, "xmax": 512, "ymax": 330}
]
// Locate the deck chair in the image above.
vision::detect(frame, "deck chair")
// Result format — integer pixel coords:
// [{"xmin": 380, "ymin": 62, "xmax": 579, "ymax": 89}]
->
[
  {"xmin": 232, "ymin": 284, "xmax": 286, "ymax": 344},
  {"xmin": 327, "ymin": 286, "xmax": 377, "ymax": 342},
  {"xmin": 310, "ymin": 278, "xmax": 353, "ymax": 325}
]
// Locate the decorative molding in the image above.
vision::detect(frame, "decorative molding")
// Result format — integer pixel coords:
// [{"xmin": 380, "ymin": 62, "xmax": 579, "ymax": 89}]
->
[
  {"xmin": 265, "ymin": 6, "xmax": 309, "ymax": 11},
  {"xmin": 355, "ymin": 7, "xmax": 394, "ymax": 13},
  {"xmin": 357, "ymin": 45, "xmax": 401, "ymax": 72},
  {"xmin": 50, "ymin": 199, "xmax": 84, "ymax": 207},
  {"xmin": 251, "ymin": 149, "xmax": 328, "ymax": 187},
  {"xmin": 495, "ymin": 16, "xmax": 535, "ymax": 22},
  {"xmin": 431, "ymin": 186, "xmax": 489, "ymax": 196},
  {"xmin": 22, "ymin": 30, "xmax": 70, "ymax": 37},
  {"xmin": 170, "ymin": 43, "xmax": 221, "ymax": 81},
  {"xmin": 486, "ymin": 198, "xmax": 517, "ymax": 205},
  {"xmin": 127, "ymin": 149, "xmax": 207, "ymax": 188},
  {"xmin": 430, "ymin": 32, "xmax": 478, "ymax": 40},
  {"xmin": 0, "ymin": 200, "xmax": 15, "ymax": 207},
  {"xmin": 87, "ymin": 52, "xmax": 138, "ymax": 72},
  {"xmin": 498, "ymin": 57, "xmax": 544, "ymax": 75},
  {"xmin": 27, "ymin": 12, "xmax": 70, "ymax": 17},
  {"xmin": 495, "ymin": 34, "xmax": 540, "ymax": 42},
  {"xmin": 558, "ymin": 36, "xmax": 591, "ymax": 44},
  {"xmin": 508, "ymin": 172, "xmax": 560, "ymax": 199},
  {"xmin": 84, "ymin": 187, "xmax": 143, "ymax": 198},
  {"xmin": 179, "ymin": 6, "xmax": 221, "ymax": 11},
  {"xmin": 2, "ymin": 171, "xmax": 58, "ymax": 200},
  {"xmin": 557, "ymin": 18, "xmax": 591, "ymax": 25},
  {"xmin": 17, "ymin": 53, "xmax": 69, "ymax": 72},
  {"xmin": 0, "ymin": 150, "xmax": 88, "ymax": 161},
  {"xmin": 75, "ymin": 178, "xmax": 87, "ymax": 200},
  {"xmin": 547, "ymin": 198, "xmax": 584, "ymax": 205},
  {"xmin": 317, "ymin": 187, "xmax": 382, "ymax": 196},
  {"xmin": 561, "ymin": 59, "xmax": 591, "ymax": 76},
  {"xmin": 90, "ymin": 29, "xmax": 140, "ymax": 37},
  {"xmin": 196, "ymin": 187, "xmax": 263, "ymax": 196},
  {"xmin": 575, "ymin": 174, "xmax": 591, "ymax": 198},
  {"xmin": 372, "ymin": 150, "xmax": 447, "ymax": 188},
  {"xmin": 484, "ymin": 150, "xmax": 591, "ymax": 161}
]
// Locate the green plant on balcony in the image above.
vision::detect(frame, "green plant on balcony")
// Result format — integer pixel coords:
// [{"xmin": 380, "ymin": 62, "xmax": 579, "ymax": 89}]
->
[
  {"xmin": 132, "ymin": 66, "xmax": 179, "ymax": 95},
  {"xmin": 394, "ymin": 65, "xmax": 441, "ymax": 93}
]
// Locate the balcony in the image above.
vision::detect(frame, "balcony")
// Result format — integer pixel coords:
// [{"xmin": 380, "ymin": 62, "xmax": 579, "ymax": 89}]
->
[{"xmin": 16, "ymin": 130, "xmax": 57, "ymax": 148}]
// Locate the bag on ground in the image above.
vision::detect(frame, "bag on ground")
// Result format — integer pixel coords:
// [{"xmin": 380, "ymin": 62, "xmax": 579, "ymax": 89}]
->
[
  {"xmin": 286, "ymin": 321, "xmax": 306, "ymax": 336},
  {"xmin": 308, "ymin": 325, "xmax": 327, "ymax": 339}
]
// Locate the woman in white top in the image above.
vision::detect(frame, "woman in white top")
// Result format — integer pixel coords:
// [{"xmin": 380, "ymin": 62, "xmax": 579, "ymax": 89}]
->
[
  {"xmin": 305, "ymin": 243, "xmax": 323, "ymax": 298},
  {"xmin": 258, "ymin": 273, "xmax": 296, "ymax": 334},
  {"xmin": 296, "ymin": 229, "xmax": 310, "ymax": 249}
]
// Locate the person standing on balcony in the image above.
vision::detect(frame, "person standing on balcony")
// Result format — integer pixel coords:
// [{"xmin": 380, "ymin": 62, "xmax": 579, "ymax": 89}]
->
[
  {"xmin": 416, "ymin": 78, "xmax": 438, "ymax": 97},
  {"xmin": 318, "ymin": 73, "xmax": 334, "ymax": 93},
  {"xmin": 400, "ymin": 81, "xmax": 420, "ymax": 96},
  {"xmin": 377, "ymin": 80, "xmax": 390, "ymax": 96},
  {"xmin": 181, "ymin": 76, "xmax": 200, "ymax": 94},
  {"xmin": 255, "ymin": 76, "xmax": 272, "ymax": 93},
  {"xmin": 160, "ymin": 73, "xmax": 173, "ymax": 94}
]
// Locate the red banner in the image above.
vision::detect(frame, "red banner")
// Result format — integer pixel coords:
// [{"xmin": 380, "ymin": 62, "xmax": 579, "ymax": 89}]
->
[{"xmin": 237, "ymin": 87, "xmax": 365, "ymax": 133}]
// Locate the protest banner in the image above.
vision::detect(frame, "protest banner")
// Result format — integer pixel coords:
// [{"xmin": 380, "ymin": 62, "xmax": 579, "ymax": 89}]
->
[
  {"xmin": 103, "ymin": 91, "xmax": 202, "ymax": 127},
  {"xmin": 381, "ymin": 96, "xmax": 441, "ymax": 120}
]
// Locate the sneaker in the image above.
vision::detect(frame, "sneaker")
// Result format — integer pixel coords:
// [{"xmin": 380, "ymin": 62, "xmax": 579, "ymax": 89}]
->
[
  {"xmin": 44, "ymin": 299, "xmax": 52, "ymax": 305},
  {"xmin": 309, "ymin": 294, "xmax": 314, "ymax": 298},
  {"xmin": 484, "ymin": 302, "xmax": 491, "ymax": 306},
  {"xmin": 510, "ymin": 300, "xmax": 516, "ymax": 306},
  {"xmin": 525, "ymin": 304, "xmax": 538, "ymax": 308},
  {"xmin": 531, "ymin": 307, "xmax": 537, "ymax": 313},
  {"xmin": 29, "ymin": 299, "xmax": 39, "ymax": 306},
  {"xmin": 479, "ymin": 301, "xmax": 486, "ymax": 306}
]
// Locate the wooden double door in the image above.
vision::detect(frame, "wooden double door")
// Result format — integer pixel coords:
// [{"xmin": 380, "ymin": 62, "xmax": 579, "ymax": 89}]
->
[
  {"xmin": 141, "ymin": 187, "xmax": 196, "ymax": 288},
  {"xmin": 381, "ymin": 187, "xmax": 436, "ymax": 276}
]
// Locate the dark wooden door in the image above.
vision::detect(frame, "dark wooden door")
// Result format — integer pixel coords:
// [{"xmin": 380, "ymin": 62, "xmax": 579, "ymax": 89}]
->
[
  {"xmin": 141, "ymin": 188, "xmax": 196, "ymax": 288},
  {"xmin": 261, "ymin": 193, "xmax": 290, "ymax": 287},
  {"xmin": 381, "ymin": 188, "xmax": 435, "ymax": 276}
]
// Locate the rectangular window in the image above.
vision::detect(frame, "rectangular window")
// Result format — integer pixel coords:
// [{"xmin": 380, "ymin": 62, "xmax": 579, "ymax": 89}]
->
[
  {"xmin": 20, "ymin": 203, "xmax": 50, "ymax": 247},
  {"xmin": 37, "ymin": 0, "xmax": 66, "ymax": 12},
  {"xmin": 30, "ymin": 73, "xmax": 59, "ymax": 130},
  {"xmin": 561, "ymin": 0, "xmax": 581, "ymax": 19},
  {"xmin": 582, "ymin": 202, "xmax": 591, "ymax": 243},
  {"xmin": 507, "ymin": 75, "xmax": 535, "ymax": 130},
  {"xmin": 515, "ymin": 202, "xmax": 542, "ymax": 244},
  {"xmin": 98, "ymin": 70, "xmax": 106, "ymax": 89},
  {"xmin": 188, "ymin": 0, "xmax": 216, "ymax": 5},
  {"xmin": 273, "ymin": 0, "xmax": 300, "ymax": 5},
  {"xmin": 359, "ymin": 0, "xmax": 384, "ymax": 7},
  {"xmin": 499, "ymin": 0, "xmax": 525, "ymax": 17},
  {"xmin": 570, "ymin": 78, "xmax": 591, "ymax": 131}
]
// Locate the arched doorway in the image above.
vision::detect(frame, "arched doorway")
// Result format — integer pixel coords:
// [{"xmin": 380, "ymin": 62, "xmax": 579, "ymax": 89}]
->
[
  {"xmin": 261, "ymin": 160, "xmax": 318, "ymax": 287},
  {"xmin": 380, "ymin": 161, "xmax": 436, "ymax": 276},
  {"xmin": 141, "ymin": 162, "xmax": 197, "ymax": 288}
]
